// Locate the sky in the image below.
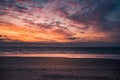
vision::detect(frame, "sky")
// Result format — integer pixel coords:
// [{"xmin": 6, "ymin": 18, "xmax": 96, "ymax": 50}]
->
[{"xmin": 0, "ymin": 0, "xmax": 120, "ymax": 46}]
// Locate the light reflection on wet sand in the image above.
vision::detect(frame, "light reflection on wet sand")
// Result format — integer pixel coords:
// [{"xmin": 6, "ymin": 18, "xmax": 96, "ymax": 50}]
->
[{"xmin": 0, "ymin": 53, "xmax": 120, "ymax": 59}]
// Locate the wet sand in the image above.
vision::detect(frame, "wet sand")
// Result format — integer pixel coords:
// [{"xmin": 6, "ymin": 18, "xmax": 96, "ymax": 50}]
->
[{"xmin": 0, "ymin": 57, "xmax": 120, "ymax": 80}]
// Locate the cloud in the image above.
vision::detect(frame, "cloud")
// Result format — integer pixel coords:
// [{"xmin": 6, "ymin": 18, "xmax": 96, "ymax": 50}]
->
[
  {"xmin": 103, "ymin": 6, "xmax": 120, "ymax": 31},
  {"xmin": 67, "ymin": 37, "xmax": 80, "ymax": 41},
  {"xmin": 0, "ymin": 0, "xmax": 120, "ymax": 42},
  {"xmin": 0, "ymin": 21, "xmax": 74, "ymax": 42}
]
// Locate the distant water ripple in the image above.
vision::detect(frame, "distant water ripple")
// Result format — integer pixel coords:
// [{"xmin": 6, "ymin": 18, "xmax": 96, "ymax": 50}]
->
[{"xmin": 0, "ymin": 47, "xmax": 120, "ymax": 59}]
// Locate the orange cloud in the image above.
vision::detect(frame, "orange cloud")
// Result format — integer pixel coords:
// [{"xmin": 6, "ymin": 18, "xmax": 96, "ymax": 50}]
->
[
  {"xmin": 0, "ymin": 22, "xmax": 72, "ymax": 42},
  {"xmin": 0, "ymin": 21, "xmax": 113, "ymax": 42}
]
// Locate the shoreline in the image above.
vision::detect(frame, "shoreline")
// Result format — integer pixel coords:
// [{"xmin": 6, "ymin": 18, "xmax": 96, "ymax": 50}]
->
[{"xmin": 0, "ymin": 53, "xmax": 120, "ymax": 60}]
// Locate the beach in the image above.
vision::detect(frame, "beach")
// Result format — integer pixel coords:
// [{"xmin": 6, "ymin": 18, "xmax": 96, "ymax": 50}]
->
[{"xmin": 0, "ymin": 57, "xmax": 120, "ymax": 80}]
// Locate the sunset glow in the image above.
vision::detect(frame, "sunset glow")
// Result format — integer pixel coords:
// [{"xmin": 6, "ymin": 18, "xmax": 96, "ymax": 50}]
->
[
  {"xmin": 0, "ymin": 0, "xmax": 120, "ymax": 43},
  {"xmin": 0, "ymin": 21, "xmax": 111, "ymax": 42},
  {"xmin": 1, "ymin": 53, "xmax": 120, "ymax": 59}
]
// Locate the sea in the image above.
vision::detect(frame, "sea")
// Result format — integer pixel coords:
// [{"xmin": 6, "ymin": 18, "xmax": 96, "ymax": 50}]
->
[
  {"xmin": 0, "ymin": 47, "xmax": 120, "ymax": 80},
  {"xmin": 0, "ymin": 47, "xmax": 120, "ymax": 59}
]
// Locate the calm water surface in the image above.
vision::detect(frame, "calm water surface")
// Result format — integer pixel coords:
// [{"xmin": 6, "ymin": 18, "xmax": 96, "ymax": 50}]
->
[{"xmin": 0, "ymin": 47, "xmax": 120, "ymax": 59}]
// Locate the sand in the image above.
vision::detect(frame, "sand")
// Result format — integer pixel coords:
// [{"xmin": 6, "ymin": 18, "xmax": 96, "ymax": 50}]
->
[{"xmin": 0, "ymin": 57, "xmax": 120, "ymax": 80}]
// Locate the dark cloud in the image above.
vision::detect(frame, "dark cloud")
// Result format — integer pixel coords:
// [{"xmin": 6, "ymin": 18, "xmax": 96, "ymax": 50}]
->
[
  {"xmin": 97, "ymin": 0, "xmax": 120, "ymax": 41},
  {"xmin": 74, "ymin": 0, "xmax": 116, "ymax": 24},
  {"xmin": 67, "ymin": 37, "xmax": 79, "ymax": 40},
  {"xmin": 15, "ymin": 5, "xmax": 28, "ymax": 12},
  {"xmin": 101, "ymin": 7, "xmax": 120, "ymax": 31},
  {"xmin": 56, "ymin": 0, "xmax": 119, "ymax": 26},
  {"xmin": 50, "ymin": 21, "xmax": 63, "ymax": 26},
  {"xmin": 0, "ymin": 11, "xmax": 5, "ymax": 15},
  {"xmin": 57, "ymin": 0, "xmax": 103, "ymax": 23},
  {"xmin": 56, "ymin": 0, "xmax": 120, "ymax": 41},
  {"xmin": 0, "ymin": 31, "xmax": 11, "ymax": 42},
  {"xmin": 52, "ymin": 28, "xmax": 72, "ymax": 37},
  {"xmin": 23, "ymin": 19, "xmax": 35, "ymax": 25},
  {"xmin": 0, "ymin": 38, "xmax": 5, "ymax": 40},
  {"xmin": 0, "ymin": 0, "xmax": 28, "ymax": 13},
  {"xmin": 0, "ymin": 0, "xmax": 15, "ymax": 4},
  {"xmin": 36, "ymin": 23, "xmax": 52, "ymax": 29}
]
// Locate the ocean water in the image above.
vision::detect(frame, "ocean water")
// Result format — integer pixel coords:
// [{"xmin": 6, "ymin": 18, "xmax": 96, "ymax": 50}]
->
[
  {"xmin": 0, "ymin": 47, "xmax": 120, "ymax": 80},
  {"xmin": 0, "ymin": 47, "xmax": 120, "ymax": 59}
]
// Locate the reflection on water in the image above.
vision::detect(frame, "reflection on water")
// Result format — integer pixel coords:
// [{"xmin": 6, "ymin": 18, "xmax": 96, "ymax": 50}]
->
[
  {"xmin": 0, "ymin": 47, "xmax": 120, "ymax": 59},
  {"xmin": 0, "ymin": 53, "xmax": 120, "ymax": 59}
]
